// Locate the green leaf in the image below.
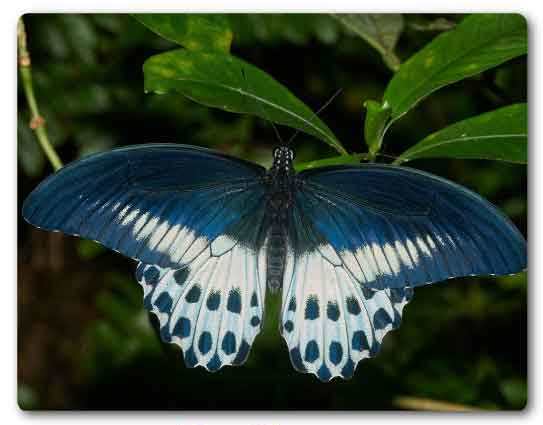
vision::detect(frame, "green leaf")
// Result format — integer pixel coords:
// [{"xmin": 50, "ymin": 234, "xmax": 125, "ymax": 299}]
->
[
  {"xmin": 295, "ymin": 153, "xmax": 367, "ymax": 171},
  {"xmin": 333, "ymin": 14, "xmax": 404, "ymax": 71},
  {"xmin": 384, "ymin": 14, "xmax": 527, "ymax": 121},
  {"xmin": 394, "ymin": 103, "xmax": 527, "ymax": 164},
  {"xmin": 363, "ymin": 100, "xmax": 391, "ymax": 157},
  {"xmin": 144, "ymin": 49, "xmax": 346, "ymax": 154},
  {"xmin": 133, "ymin": 14, "xmax": 232, "ymax": 52}
]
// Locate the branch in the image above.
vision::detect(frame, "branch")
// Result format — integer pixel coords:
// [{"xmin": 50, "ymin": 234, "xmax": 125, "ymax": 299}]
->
[
  {"xmin": 18, "ymin": 18, "xmax": 63, "ymax": 171},
  {"xmin": 393, "ymin": 396, "xmax": 481, "ymax": 412}
]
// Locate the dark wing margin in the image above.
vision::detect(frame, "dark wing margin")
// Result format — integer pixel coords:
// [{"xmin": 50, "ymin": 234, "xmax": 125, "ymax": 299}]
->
[
  {"xmin": 296, "ymin": 164, "xmax": 526, "ymax": 290},
  {"xmin": 22, "ymin": 143, "xmax": 266, "ymax": 268}
]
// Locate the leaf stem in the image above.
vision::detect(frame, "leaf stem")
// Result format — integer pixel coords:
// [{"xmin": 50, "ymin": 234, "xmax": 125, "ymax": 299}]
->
[{"xmin": 18, "ymin": 18, "xmax": 63, "ymax": 171}]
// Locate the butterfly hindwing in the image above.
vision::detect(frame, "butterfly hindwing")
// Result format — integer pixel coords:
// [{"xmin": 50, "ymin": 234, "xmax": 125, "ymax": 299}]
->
[
  {"xmin": 297, "ymin": 164, "xmax": 526, "ymax": 290},
  {"xmin": 279, "ymin": 201, "xmax": 413, "ymax": 381},
  {"xmin": 136, "ymin": 231, "xmax": 267, "ymax": 371},
  {"xmin": 280, "ymin": 237, "xmax": 411, "ymax": 381}
]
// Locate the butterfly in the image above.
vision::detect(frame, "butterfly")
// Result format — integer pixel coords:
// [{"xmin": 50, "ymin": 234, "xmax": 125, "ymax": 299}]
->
[{"xmin": 22, "ymin": 143, "xmax": 527, "ymax": 382}]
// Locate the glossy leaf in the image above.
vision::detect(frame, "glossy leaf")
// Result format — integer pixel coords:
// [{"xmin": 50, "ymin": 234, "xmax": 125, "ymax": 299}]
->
[
  {"xmin": 144, "ymin": 49, "xmax": 345, "ymax": 154},
  {"xmin": 133, "ymin": 14, "xmax": 232, "ymax": 52},
  {"xmin": 333, "ymin": 14, "xmax": 403, "ymax": 71},
  {"xmin": 295, "ymin": 153, "xmax": 367, "ymax": 171},
  {"xmin": 384, "ymin": 14, "xmax": 527, "ymax": 121},
  {"xmin": 394, "ymin": 103, "xmax": 527, "ymax": 164},
  {"xmin": 363, "ymin": 100, "xmax": 391, "ymax": 157}
]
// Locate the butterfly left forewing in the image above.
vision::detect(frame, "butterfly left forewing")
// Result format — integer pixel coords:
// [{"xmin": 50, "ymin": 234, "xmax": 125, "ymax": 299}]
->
[
  {"xmin": 23, "ymin": 143, "xmax": 272, "ymax": 371},
  {"xmin": 22, "ymin": 144, "xmax": 266, "ymax": 269}
]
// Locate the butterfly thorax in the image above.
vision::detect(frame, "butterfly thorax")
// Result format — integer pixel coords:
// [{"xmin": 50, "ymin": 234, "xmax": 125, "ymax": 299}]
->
[{"xmin": 263, "ymin": 146, "xmax": 296, "ymax": 293}]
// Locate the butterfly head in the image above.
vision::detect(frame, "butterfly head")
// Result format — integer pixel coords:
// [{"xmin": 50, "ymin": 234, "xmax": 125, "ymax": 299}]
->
[{"xmin": 272, "ymin": 146, "xmax": 295, "ymax": 172}]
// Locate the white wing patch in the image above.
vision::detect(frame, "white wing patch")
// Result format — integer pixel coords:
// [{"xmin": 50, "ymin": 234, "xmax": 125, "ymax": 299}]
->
[
  {"xmin": 280, "ymin": 245, "xmax": 413, "ymax": 382},
  {"xmin": 136, "ymin": 238, "xmax": 266, "ymax": 372}
]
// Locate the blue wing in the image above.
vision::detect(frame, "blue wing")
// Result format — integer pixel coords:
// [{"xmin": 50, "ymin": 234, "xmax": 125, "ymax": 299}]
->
[
  {"xmin": 280, "ymin": 163, "xmax": 525, "ymax": 381},
  {"xmin": 296, "ymin": 164, "xmax": 526, "ymax": 290},
  {"xmin": 23, "ymin": 143, "xmax": 270, "ymax": 371},
  {"xmin": 22, "ymin": 143, "xmax": 266, "ymax": 268}
]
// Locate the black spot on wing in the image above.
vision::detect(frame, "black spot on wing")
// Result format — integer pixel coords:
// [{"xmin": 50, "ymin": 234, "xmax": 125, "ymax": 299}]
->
[
  {"xmin": 160, "ymin": 323, "xmax": 171, "ymax": 342},
  {"xmin": 326, "ymin": 301, "xmax": 340, "ymax": 321},
  {"xmin": 184, "ymin": 347, "xmax": 198, "ymax": 368},
  {"xmin": 284, "ymin": 320, "xmax": 294, "ymax": 333},
  {"xmin": 250, "ymin": 292, "xmax": 258, "ymax": 307},
  {"xmin": 304, "ymin": 340, "xmax": 319, "ymax": 363},
  {"xmin": 227, "ymin": 288, "xmax": 242, "ymax": 314},
  {"xmin": 346, "ymin": 296, "xmax": 361, "ymax": 315},
  {"xmin": 173, "ymin": 268, "xmax": 189, "ymax": 285},
  {"xmin": 329, "ymin": 341, "xmax": 343, "ymax": 365},
  {"xmin": 289, "ymin": 346, "xmax": 306, "ymax": 372},
  {"xmin": 144, "ymin": 266, "xmax": 160, "ymax": 285},
  {"xmin": 206, "ymin": 291, "xmax": 221, "ymax": 311},
  {"xmin": 317, "ymin": 364, "xmax": 332, "ymax": 382},
  {"xmin": 341, "ymin": 359, "xmax": 355, "ymax": 379},
  {"xmin": 155, "ymin": 292, "xmax": 172, "ymax": 313},
  {"xmin": 361, "ymin": 286, "xmax": 375, "ymax": 299},
  {"xmin": 172, "ymin": 317, "xmax": 191, "ymax": 338},
  {"xmin": 221, "ymin": 331, "xmax": 237, "ymax": 355},
  {"xmin": 288, "ymin": 297, "xmax": 296, "ymax": 312},
  {"xmin": 233, "ymin": 339, "xmax": 250, "ymax": 365},
  {"xmin": 206, "ymin": 353, "xmax": 222, "ymax": 372},
  {"xmin": 373, "ymin": 308, "xmax": 393, "ymax": 330},
  {"xmin": 352, "ymin": 330, "xmax": 370, "ymax": 352},
  {"xmin": 305, "ymin": 295, "xmax": 320, "ymax": 320},
  {"xmin": 185, "ymin": 285, "xmax": 201, "ymax": 303},
  {"xmin": 198, "ymin": 331, "xmax": 212, "ymax": 355}
]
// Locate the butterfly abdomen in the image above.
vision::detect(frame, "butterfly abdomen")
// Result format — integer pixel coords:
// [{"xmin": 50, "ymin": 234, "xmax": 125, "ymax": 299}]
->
[{"xmin": 266, "ymin": 223, "xmax": 288, "ymax": 292}]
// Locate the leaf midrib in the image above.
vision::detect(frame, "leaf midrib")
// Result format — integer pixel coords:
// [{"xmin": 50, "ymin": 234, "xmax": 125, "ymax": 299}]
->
[
  {"xmin": 398, "ymin": 133, "xmax": 527, "ymax": 162},
  {"xmin": 151, "ymin": 75, "xmax": 346, "ymax": 154}
]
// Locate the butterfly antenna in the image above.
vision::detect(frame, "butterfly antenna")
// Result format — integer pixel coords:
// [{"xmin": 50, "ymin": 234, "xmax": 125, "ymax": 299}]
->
[
  {"xmin": 375, "ymin": 152, "xmax": 403, "ymax": 162},
  {"xmin": 286, "ymin": 88, "xmax": 343, "ymax": 147},
  {"xmin": 240, "ymin": 67, "xmax": 285, "ymax": 145}
]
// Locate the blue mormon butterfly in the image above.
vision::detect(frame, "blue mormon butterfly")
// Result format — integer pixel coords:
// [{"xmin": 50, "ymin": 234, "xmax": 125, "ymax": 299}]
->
[{"xmin": 22, "ymin": 143, "xmax": 526, "ymax": 381}]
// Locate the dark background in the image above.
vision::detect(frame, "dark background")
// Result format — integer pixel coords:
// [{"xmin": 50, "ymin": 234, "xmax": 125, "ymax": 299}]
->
[{"xmin": 17, "ymin": 14, "xmax": 527, "ymax": 410}]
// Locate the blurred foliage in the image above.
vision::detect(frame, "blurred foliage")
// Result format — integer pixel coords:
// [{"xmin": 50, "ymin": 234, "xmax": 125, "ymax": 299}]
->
[
  {"xmin": 18, "ymin": 13, "xmax": 526, "ymax": 410},
  {"xmin": 133, "ymin": 14, "xmax": 233, "ymax": 52},
  {"xmin": 332, "ymin": 14, "xmax": 404, "ymax": 71}
]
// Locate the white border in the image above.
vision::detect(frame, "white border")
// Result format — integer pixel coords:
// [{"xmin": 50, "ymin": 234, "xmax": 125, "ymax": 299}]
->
[{"xmin": 2, "ymin": 1, "xmax": 540, "ymax": 424}]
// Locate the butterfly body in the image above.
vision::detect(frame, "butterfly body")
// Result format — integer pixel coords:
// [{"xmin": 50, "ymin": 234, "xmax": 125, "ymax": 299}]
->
[
  {"xmin": 22, "ymin": 143, "xmax": 526, "ymax": 382},
  {"xmin": 263, "ymin": 146, "xmax": 296, "ymax": 292}
]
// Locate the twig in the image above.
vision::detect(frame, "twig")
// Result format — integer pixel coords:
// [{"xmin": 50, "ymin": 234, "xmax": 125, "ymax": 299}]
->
[
  {"xmin": 394, "ymin": 396, "xmax": 481, "ymax": 412},
  {"xmin": 18, "ymin": 18, "xmax": 63, "ymax": 171}
]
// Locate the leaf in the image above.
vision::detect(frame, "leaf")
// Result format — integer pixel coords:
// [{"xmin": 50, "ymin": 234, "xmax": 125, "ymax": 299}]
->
[
  {"xmin": 295, "ymin": 153, "xmax": 367, "ymax": 171},
  {"xmin": 144, "ymin": 49, "xmax": 346, "ymax": 154},
  {"xmin": 384, "ymin": 14, "xmax": 527, "ymax": 121},
  {"xmin": 133, "ymin": 14, "xmax": 232, "ymax": 52},
  {"xmin": 333, "ymin": 14, "xmax": 404, "ymax": 71},
  {"xmin": 394, "ymin": 103, "xmax": 527, "ymax": 164},
  {"xmin": 363, "ymin": 100, "xmax": 391, "ymax": 157}
]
